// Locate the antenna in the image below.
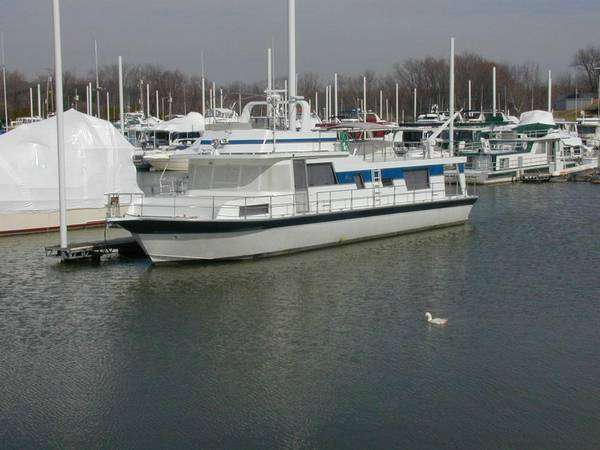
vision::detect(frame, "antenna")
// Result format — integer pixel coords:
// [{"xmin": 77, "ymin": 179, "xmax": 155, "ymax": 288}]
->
[
  {"xmin": 468, "ymin": 80, "xmax": 472, "ymax": 111},
  {"xmin": 547, "ymin": 70, "xmax": 552, "ymax": 112},
  {"xmin": 37, "ymin": 84, "xmax": 42, "ymax": 117},
  {"xmin": 52, "ymin": 0, "xmax": 68, "ymax": 252},
  {"xmin": 492, "ymin": 67, "xmax": 497, "ymax": 115},
  {"xmin": 413, "ymin": 88, "xmax": 417, "ymax": 121},
  {"xmin": 118, "ymin": 56, "xmax": 124, "ymax": 132},
  {"xmin": 1, "ymin": 32, "xmax": 8, "ymax": 127},
  {"xmin": 145, "ymin": 83, "xmax": 149, "ymax": 117},
  {"xmin": 395, "ymin": 82, "xmax": 399, "ymax": 123},
  {"xmin": 363, "ymin": 76, "xmax": 367, "ymax": 122},
  {"xmin": 287, "ymin": 0, "xmax": 296, "ymax": 129},
  {"xmin": 334, "ymin": 73, "xmax": 338, "ymax": 118},
  {"xmin": 449, "ymin": 37, "xmax": 455, "ymax": 155},
  {"xmin": 201, "ymin": 51, "xmax": 206, "ymax": 115},
  {"xmin": 94, "ymin": 39, "xmax": 100, "ymax": 117}
]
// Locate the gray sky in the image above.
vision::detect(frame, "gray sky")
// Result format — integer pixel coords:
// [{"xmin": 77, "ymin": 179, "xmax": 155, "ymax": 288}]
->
[{"xmin": 2, "ymin": 0, "xmax": 599, "ymax": 82}]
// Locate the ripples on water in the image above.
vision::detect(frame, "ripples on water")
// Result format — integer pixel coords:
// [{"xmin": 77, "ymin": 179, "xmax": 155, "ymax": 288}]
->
[{"xmin": 0, "ymin": 183, "xmax": 599, "ymax": 449}]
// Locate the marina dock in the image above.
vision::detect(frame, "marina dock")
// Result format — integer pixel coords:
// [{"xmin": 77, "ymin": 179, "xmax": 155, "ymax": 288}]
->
[
  {"xmin": 45, "ymin": 236, "xmax": 145, "ymax": 262},
  {"xmin": 521, "ymin": 172, "xmax": 552, "ymax": 183}
]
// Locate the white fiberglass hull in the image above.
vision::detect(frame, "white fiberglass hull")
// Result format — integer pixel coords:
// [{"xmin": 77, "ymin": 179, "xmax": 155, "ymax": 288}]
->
[
  {"xmin": 122, "ymin": 199, "xmax": 475, "ymax": 263},
  {"xmin": 549, "ymin": 158, "xmax": 599, "ymax": 177}
]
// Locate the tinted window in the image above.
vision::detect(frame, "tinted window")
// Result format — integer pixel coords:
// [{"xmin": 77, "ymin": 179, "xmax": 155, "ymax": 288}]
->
[
  {"xmin": 307, "ymin": 163, "xmax": 337, "ymax": 187},
  {"xmin": 403, "ymin": 131, "xmax": 424, "ymax": 143},
  {"xmin": 353, "ymin": 173, "xmax": 365, "ymax": 189},
  {"xmin": 293, "ymin": 160, "xmax": 308, "ymax": 190},
  {"xmin": 404, "ymin": 169, "xmax": 429, "ymax": 190},
  {"xmin": 239, "ymin": 204, "xmax": 269, "ymax": 217},
  {"xmin": 580, "ymin": 126, "xmax": 597, "ymax": 134}
]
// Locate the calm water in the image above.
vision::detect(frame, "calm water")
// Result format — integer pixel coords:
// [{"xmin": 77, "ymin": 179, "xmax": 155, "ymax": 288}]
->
[{"xmin": 1, "ymin": 183, "xmax": 599, "ymax": 449}]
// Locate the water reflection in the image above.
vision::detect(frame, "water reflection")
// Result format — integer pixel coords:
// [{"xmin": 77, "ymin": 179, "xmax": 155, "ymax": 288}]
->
[{"xmin": 1, "ymin": 183, "xmax": 599, "ymax": 448}]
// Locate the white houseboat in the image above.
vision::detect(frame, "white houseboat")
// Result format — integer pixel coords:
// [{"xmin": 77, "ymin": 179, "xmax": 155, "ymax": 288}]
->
[
  {"xmin": 108, "ymin": 148, "xmax": 476, "ymax": 263},
  {"xmin": 455, "ymin": 111, "xmax": 597, "ymax": 184}
]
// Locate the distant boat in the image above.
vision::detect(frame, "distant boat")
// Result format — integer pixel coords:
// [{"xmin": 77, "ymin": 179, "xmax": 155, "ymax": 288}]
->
[
  {"xmin": 577, "ymin": 116, "xmax": 600, "ymax": 150},
  {"xmin": 146, "ymin": 96, "xmax": 338, "ymax": 172},
  {"xmin": 448, "ymin": 110, "xmax": 598, "ymax": 184},
  {"xmin": 7, "ymin": 116, "xmax": 43, "ymax": 130}
]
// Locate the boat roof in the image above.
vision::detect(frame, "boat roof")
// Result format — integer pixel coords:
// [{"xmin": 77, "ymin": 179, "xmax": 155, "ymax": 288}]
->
[
  {"xmin": 319, "ymin": 122, "xmax": 399, "ymax": 132},
  {"xmin": 187, "ymin": 151, "xmax": 349, "ymax": 162}
]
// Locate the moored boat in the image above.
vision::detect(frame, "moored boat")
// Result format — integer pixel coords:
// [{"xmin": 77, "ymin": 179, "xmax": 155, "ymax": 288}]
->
[{"xmin": 108, "ymin": 142, "xmax": 476, "ymax": 263}]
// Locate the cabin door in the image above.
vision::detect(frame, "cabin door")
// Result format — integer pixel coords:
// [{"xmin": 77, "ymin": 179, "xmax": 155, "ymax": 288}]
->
[{"xmin": 293, "ymin": 159, "xmax": 309, "ymax": 213}]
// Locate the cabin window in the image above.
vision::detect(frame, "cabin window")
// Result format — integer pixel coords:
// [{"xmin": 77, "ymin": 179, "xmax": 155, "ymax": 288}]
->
[
  {"xmin": 293, "ymin": 160, "xmax": 308, "ymax": 190},
  {"xmin": 238, "ymin": 165, "xmax": 263, "ymax": 190},
  {"xmin": 403, "ymin": 131, "xmax": 424, "ymax": 143},
  {"xmin": 190, "ymin": 165, "xmax": 213, "ymax": 189},
  {"xmin": 213, "ymin": 165, "xmax": 241, "ymax": 189},
  {"xmin": 404, "ymin": 169, "xmax": 430, "ymax": 190},
  {"xmin": 382, "ymin": 178, "xmax": 394, "ymax": 187},
  {"xmin": 579, "ymin": 126, "xmax": 596, "ymax": 134},
  {"xmin": 307, "ymin": 163, "xmax": 337, "ymax": 187},
  {"xmin": 239, "ymin": 204, "xmax": 269, "ymax": 217},
  {"xmin": 535, "ymin": 143, "xmax": 546, "ymax": 154},
  {"xmin": 353, "ymin": 173, "xmax": 365, "ymax": 189}
]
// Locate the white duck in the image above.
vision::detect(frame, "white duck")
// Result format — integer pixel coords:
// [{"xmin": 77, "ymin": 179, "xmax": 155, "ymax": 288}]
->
[{"xmin": 425, "ymin": 312, "xmax": 448, "ymax": 326}]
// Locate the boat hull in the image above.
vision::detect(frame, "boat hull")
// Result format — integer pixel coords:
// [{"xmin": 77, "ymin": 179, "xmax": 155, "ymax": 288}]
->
[
  {"xmin": 117, "ymin": 197, "xmax": 477, "ymax": 263},
  {"xmin": 549, "ymin": 158, "xmax": 599, "ymax": 177}
]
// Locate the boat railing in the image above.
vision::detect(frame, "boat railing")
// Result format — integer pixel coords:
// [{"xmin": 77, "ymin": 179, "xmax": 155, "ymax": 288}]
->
[
  {"xmin": 486, "ymin": 140, "xmax": 528, "ymax": 153},
  {"xmin": 465, "ymin": 154, "xmax": 549, "ymax": 172},
  {"xmin": 106, "ymin": 181, "xmax": 466, "ymax": 221}
]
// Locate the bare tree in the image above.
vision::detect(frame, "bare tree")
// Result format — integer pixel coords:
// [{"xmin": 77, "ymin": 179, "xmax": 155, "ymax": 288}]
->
[{"xmin": 572, "ymin": 46, "xmax": 600, "ymax": 92}]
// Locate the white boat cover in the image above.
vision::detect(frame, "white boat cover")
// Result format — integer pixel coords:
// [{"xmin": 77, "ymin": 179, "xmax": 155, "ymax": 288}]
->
[
  {"xmin": 0, "ymin": 109, "xmax": 140, "ymax": 213},
  {"xmin": 154, "ymin": 112, "xmax": 205, "ymax": 132},
  {"xmin": 518, "ymin": 110, "xmax": 556, "ymax": 128}
]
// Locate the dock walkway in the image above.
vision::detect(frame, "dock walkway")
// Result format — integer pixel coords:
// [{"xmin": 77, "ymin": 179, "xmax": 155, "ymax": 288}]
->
[{"xmin": 45, "ymin": 237, "xmax": 145, "ymax": 262}]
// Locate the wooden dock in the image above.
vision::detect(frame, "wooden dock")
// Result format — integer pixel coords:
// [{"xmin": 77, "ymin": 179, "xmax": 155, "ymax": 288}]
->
[
  {"xmin": 45, "ymin": 237, "xmax": 146, "ymax": 262},
  {"xmin": 521, "ymin": 172, "xmax": 551, "ymax": 183}
]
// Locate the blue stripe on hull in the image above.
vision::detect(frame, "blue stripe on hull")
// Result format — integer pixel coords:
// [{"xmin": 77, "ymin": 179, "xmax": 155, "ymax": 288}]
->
[{"xmin": 336, "ymin": 165, "xmax": 445, "ymax": 184}]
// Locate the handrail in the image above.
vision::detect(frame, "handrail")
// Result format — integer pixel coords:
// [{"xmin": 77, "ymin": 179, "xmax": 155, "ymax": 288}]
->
[
  {"xmin": 106, "ymin": 181, "xmax": 465, "ymax": 222},
  {"xmin": 465, "ymin": 154, "xmax": 549, "ymax": 172}
]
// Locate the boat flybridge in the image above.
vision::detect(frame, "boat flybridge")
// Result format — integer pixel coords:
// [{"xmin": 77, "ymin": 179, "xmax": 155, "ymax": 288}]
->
[{"xmin": 107, "ymin": 116, "xmax": 476, "ymax": 262}]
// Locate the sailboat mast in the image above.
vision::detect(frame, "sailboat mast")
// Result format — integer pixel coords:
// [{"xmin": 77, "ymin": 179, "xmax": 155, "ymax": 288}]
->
[
  {"xmin": 94, "ymin": 39, "xmax": 100, "ymax": 117},
  {"xmin": 287, "ymin": 0, "xmax": 296, "ymax": 129},
  {"xmin": 52, "ymin": 0, "xmax": 68, "ymax": 251},
  {"xmin": 0, "ymin": 32, "xmax": 7, "ymax": 128}
]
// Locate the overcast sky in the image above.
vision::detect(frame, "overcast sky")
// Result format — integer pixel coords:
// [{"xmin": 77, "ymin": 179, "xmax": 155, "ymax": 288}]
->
[{"xmin": 2, "ymin": 0, "xmax": 599, "ymax": 82}]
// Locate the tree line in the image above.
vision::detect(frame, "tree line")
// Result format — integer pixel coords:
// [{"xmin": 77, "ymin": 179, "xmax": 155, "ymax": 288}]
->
[{"xmin": 1, "ymin": 45, "xmax": 599, "ymax": 124}]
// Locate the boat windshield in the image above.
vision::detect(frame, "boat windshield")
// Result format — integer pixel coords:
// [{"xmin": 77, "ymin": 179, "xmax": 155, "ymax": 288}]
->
[{"xmin": 189, "ymin": 162, "xmax": 292, "ymax": 192}]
